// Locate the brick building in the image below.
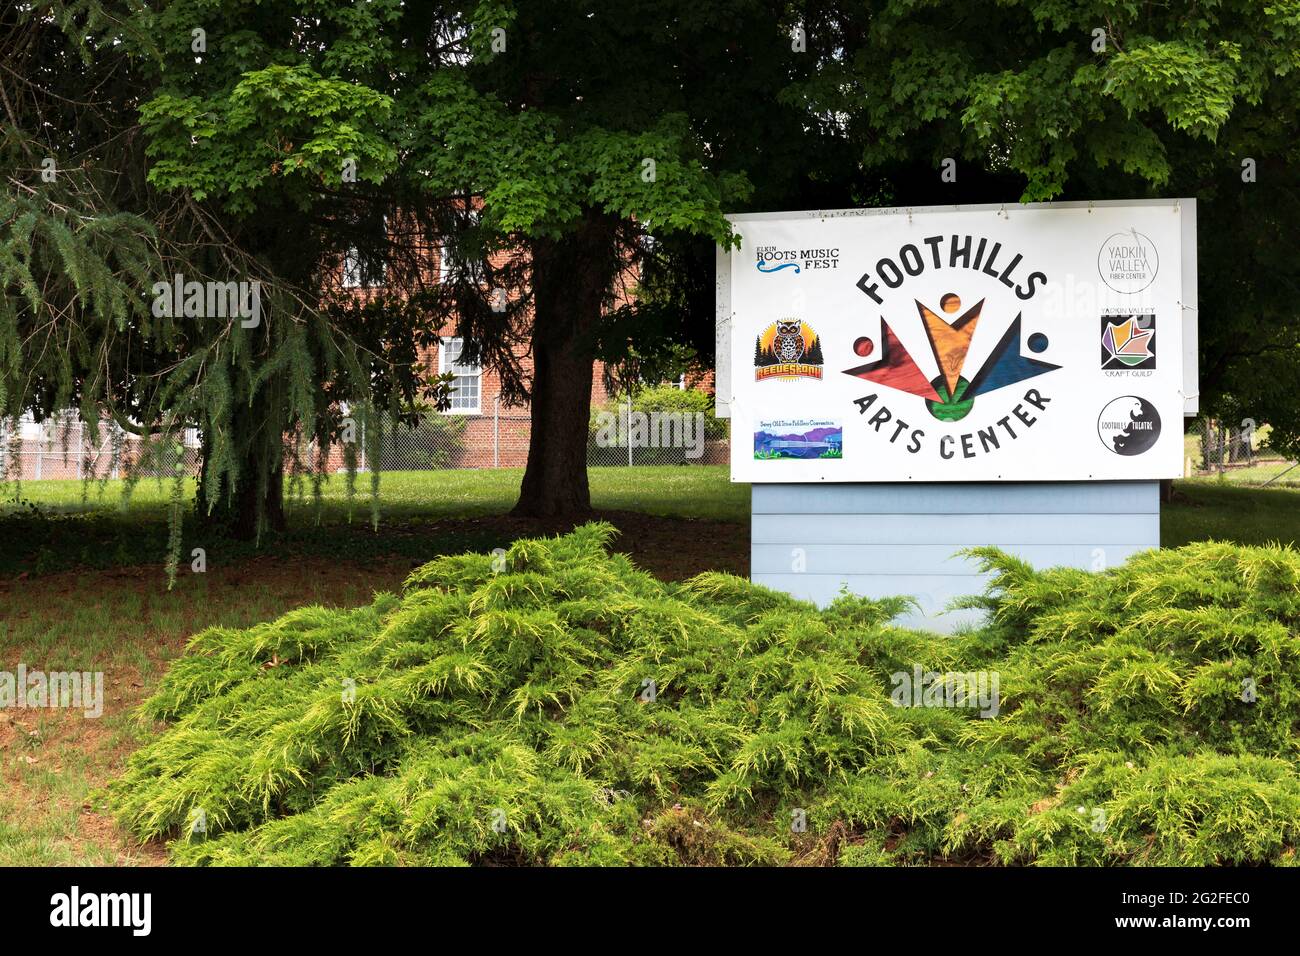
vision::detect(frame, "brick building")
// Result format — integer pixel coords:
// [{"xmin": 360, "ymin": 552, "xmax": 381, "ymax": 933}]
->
[
  {"xmin": 340, "ymin": 223, "xmax": 717, "ymax": 470},
  {"xmin": 2, "ymin": 221, "xmax": 719, "ymax": 480}
]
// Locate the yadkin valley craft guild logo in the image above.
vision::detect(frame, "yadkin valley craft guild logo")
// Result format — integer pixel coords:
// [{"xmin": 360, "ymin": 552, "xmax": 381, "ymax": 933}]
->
[
  {"xmin": 1101, "ymin": 314, "xmax": 1156, "ymax": 370},
  {"xmin": 754, "ymin": 319, "xmax": 824, "ymax": 381}
]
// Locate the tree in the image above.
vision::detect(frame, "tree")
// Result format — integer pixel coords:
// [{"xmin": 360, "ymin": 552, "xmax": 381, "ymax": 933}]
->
[
  {"xmin": 387, "ymin": 3, "xmax": 838, "ymax": 515},
  {"xmin": 2, "ymin": 1, "xmax": 449, "ymax": 555},
  {"xmin": 123, "ymin": 1, "xmax": 857, "ymax": 516},
  {"xmin": 790, "ymin": 0, "xmax": 1300, "ymax": 446}
]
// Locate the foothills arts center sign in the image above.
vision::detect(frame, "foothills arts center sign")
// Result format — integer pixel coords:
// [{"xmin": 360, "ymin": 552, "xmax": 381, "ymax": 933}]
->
[{"xmin": 720, "ymin": 202, "xmax": 1195, "ymax": 484}]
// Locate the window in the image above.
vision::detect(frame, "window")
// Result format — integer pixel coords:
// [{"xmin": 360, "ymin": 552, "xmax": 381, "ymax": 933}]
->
[
  {"xmin": 439, "ymin": 207, "xmax": 481, "ymax": 283},
  {"xmin": 438, "ymin": 241, "xmax": 457, "ymax": 284},
  {"xmin": 342, "ymin": 217, "xmax": 390, "ymax": 289},
  {"xmin": 439, "ymin": 337, "xmax": 482, "ymax": 415},
  {"xmin": 341, "ymin": 247, "xmax": 387, "ymax": 289},
  {"xmin": 341, "ymin": 248, "xmax": 363, "ymax": 288}
]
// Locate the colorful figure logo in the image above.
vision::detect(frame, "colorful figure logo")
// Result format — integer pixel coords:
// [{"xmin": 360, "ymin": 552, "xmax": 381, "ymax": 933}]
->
[
  {"xmin": 842, "ymin": 293, "xmax": 1058, "ymax": 421},
  {"xmin": 755, "ymin": 319, "xmax": 824, "ymax": 381}
]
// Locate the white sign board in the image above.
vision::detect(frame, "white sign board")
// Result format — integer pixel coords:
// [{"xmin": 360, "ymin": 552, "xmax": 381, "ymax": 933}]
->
[{"xmin": 721, "ymin": 201, "xmax": 1194, "ymax": 483}]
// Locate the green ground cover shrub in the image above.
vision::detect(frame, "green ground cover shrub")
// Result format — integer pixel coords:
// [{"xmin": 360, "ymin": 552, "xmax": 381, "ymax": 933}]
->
[{"xmin": 107, "ymin": 528, "xmax": 1300, "ymax": 866}]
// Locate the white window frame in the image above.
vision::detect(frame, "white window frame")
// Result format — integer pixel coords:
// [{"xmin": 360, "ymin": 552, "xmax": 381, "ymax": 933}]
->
[
  {"xmin": 440, "ymin": 207, "xmax": 480, "ymax": 283},
  {"xmin": 438, "ymin": 241, "xmax": 455, "ymax": 284},
  {"xmin": 342, "ymin": 216, "xmax": 390, "ymax": 288},
  {"xmin": 439, "ymin": 337, "xmax": 482, "ymax": 415},
  {"xmin": 341, "ymin": 247, "xmax": 364, "ymax": 289}
]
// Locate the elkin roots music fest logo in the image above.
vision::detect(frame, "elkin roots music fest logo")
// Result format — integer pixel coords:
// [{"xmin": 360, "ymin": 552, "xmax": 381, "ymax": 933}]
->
[
  {"xmin": 754, "ymin": 319, "xmax": 824, "ymax": 380},
  {"xmin": 841, "ymin": 233, "xmax": 1061, "ymax": 461}
]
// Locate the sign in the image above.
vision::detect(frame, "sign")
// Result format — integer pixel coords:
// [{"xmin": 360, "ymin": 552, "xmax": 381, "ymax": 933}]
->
[{"xmin": 722, "ymin": 202, "xmax": 1193, "ymax": 483}]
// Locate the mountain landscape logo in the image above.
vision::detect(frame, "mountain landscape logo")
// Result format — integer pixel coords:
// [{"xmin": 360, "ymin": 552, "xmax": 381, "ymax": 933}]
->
[
  {"xmin": 1101, "ymin": 315, "xmax": 1156, "ymax": 369},
  {"xmin": 843, "ymin": 293, "xmax": 1059, "ymax": 421},
  {"xmin": 754, "ymin": 319, "xmax": 824, "ymax": 380},
  {"xmin": 1097, "ymin": 396, "xmax": 1162, "ymax": 455},
  {"xmin": 753, "ymin": 419, "xmax": 843, "ymax": 459}
]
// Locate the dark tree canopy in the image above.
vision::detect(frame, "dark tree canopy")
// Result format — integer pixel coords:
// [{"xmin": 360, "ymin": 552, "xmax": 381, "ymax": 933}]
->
[{"xmin": 3, "ymin": 0, "xmax": 1298, "ymax": 532}]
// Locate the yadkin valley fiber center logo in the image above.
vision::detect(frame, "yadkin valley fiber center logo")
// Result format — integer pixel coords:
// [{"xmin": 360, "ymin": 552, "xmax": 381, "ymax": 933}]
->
[{"xmin": 842, "ymin": 233, "xmax": 1063, "ymax": 462}]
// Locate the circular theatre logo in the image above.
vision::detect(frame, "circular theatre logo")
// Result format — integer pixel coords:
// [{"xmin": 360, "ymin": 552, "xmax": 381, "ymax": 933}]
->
[{"xmin": 1097, "ymin": 396, "xmax": 1161, "ymax": 456}]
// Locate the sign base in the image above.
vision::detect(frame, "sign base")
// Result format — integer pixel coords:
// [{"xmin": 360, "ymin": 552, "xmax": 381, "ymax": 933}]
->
[{"xmin": 751, "ymin": 481, "xmax": 1159, "ymax": 632}]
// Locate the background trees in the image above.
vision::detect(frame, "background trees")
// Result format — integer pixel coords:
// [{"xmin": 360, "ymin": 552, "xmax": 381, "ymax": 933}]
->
[
  {"xmin": 2, "ymin": 1, "xmax": 448, "ymax": 549},
  {"xmin": 793, "ymin": 0, "xmax": 1300, "ymax": 448},
  {"xmin": 3, "ymin": 0, "xmax": 1298, "ymax": 532}
]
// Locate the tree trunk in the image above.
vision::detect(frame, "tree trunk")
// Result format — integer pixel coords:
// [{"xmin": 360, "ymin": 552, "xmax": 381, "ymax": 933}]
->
[
  {"xmin": 1227, "ymin": 426, "xmax": 1251, "ymax": 463},
  {"xmin": 195, "ymin": 434, "xmax": 286, "ymax": 540},
  {"xmin": 513, "ymin": 213, "xmax": 618, "ymax": 517}
]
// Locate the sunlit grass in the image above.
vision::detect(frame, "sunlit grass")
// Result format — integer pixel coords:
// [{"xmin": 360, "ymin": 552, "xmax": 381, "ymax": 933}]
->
[{"xmin": 4, "ymin": 465, "xmax": 747, "ymax": 522}]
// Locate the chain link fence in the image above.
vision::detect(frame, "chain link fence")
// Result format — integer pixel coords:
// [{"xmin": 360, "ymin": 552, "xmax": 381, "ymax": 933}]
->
[
  {"xmin": 1182, "ymin": 417, "xmax": 1300, "ymax": 486},
  {"xmin": 8, "ymin": 409, "xmax": 1300, "ymax": 486},
  {"xmin": 1, "ymin": 403, "xmax": 730, "ymax": 485},
  {"xmin": 367, "ymin": 397, "xmax": 728, "ymax": 471},
  {"xmin": 0, "ymin": 414, "xmax": 202, "ymax": 483},
  {"xmin": 9, "ymin": 408, "xmax": 1300, "ymax": 490}
]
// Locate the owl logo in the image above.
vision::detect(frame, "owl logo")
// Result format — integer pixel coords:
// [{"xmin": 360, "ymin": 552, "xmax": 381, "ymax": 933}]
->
[
  {"xmin": 774, "ymin": 321, "xmax": 806, "ymax": 362},
  {"xmin": 755, "ymin": 318, "xmax": 824, "ymax": 380}
]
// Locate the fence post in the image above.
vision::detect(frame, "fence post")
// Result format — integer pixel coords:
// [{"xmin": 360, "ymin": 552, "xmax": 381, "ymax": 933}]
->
[
  {"xmin": 358, "ymin": 414, "xmax": 366, "ymax": 473},
  {"xmin": 493, "ymin": 397, "xmax": 500, "ymax": 468},
  {"xmin": 625, "ymin": 394, "xmax": 633, "ymax": 467}
]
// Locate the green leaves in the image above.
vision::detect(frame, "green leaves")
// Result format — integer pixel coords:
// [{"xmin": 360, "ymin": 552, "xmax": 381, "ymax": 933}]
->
[
  {"xmin": 110, "ymin": 527, "xmax": 1300, "ymax": 866},
  {"xmin": 141, "ymin": 65, "xmax": 397, "ymax": 213},
  {"xmin": 1104, "ymin": 39, "xmax": 1243, "ymax": 138}
]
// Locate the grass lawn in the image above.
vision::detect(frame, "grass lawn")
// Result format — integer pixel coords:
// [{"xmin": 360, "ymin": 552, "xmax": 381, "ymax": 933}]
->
[
  {"xmin": 0, "ymin": 466, "xmax": 746, "ymax": 864},
  {"xmin": 1, "ymin": 466, "xmax": 747, "ymax": 576},
  {"xmin": 1164, "ymin": 481, "xmax": 1300, "ymax": 547},
  {"xmin": 1, "ymin": 466, "xmax": 1297, "ymax": 864},
  {"xmin": 7, "ymin": 465, "xmax": 748, "ymax": 521}
]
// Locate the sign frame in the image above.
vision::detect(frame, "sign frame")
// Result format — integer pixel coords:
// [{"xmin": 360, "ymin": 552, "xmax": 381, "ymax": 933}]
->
[{"xmin": 715, "ymin": 199, "xmax": 1198, "ymax": 483}]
